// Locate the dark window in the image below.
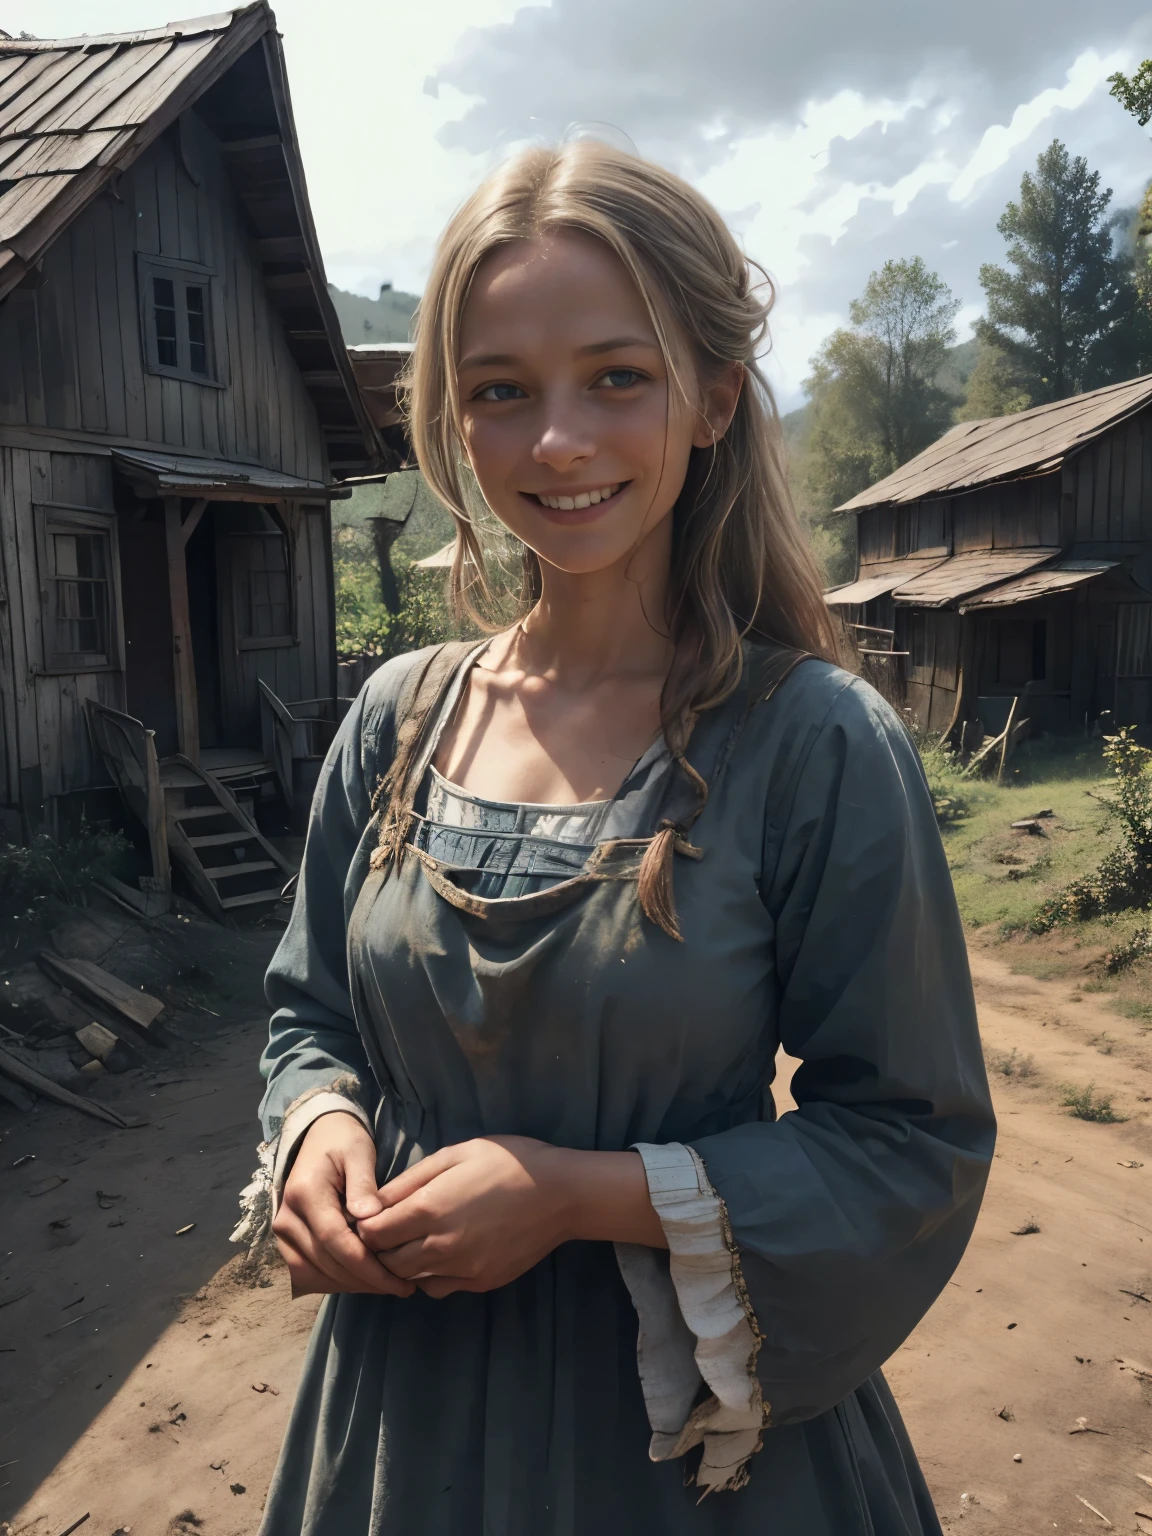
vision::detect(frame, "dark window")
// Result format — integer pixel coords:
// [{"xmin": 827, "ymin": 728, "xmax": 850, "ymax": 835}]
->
[
  {"xmin": 153, "ymin": 276, "xmax": 178, "ymax": 368},
  {"xmin": 138, "ymin": 256, "xmax": 219, "ymax": 384},
  {"xmin": 43, "ymin": 521, "xmax": 114, "ymax": 669},
  {"xmin": 1117, "ymin": 605, "xmax": 1152, "ymax": 677},
  {"xmin": 185, "ymin": 284, "xmax": 208, "ymax": 376},
  {"xmin": 907, "ymin": 611, "xmax": 934, "ymax": 682},
  {"xmin": 996, "ymin": 619, "xmax": 1047, "ymax": 687}
]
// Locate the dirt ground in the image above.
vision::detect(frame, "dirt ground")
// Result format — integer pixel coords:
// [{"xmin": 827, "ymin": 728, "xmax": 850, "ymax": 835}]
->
[{"xmin": 1, "ymin": 928, "xmax": 1151, "ymax": 1536}]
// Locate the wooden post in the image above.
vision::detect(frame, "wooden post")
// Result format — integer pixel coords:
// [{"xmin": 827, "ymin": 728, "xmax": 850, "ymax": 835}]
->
[
  {"xmin": 997, "ymin": 696, "xmax": 1019, "ymax": 785},
  {"xmin": 141, "ymin": 726, "xmax": 171, "ymax": 888},
  {"xmin": 164, "ymin": 497, "xmax": 207, "ymax": 764}
]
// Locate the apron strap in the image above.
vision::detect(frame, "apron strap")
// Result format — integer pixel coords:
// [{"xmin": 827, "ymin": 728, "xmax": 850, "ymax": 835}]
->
[{"xmin": 371, "ymin": 638, "xmax": 487, "ymax": 872}]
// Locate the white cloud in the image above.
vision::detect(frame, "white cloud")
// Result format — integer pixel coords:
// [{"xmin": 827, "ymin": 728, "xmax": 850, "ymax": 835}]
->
[{"xmin": 949, "ymin": 48, "xmax": 1128, "ymax": 203}]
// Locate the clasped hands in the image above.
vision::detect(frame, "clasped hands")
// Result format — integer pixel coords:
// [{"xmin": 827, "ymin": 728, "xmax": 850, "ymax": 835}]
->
[{"xmin": 272, "ymin": 1111, "xmax": 666, "ymax": 1300}]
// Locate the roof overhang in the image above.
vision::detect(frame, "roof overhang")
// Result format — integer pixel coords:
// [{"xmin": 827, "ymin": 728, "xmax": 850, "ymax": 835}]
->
[
  {"xmin": 112, "ymin": 447, "xmax": 333, "ymax": 499},
  {"xmin": 958, "ymin": 560, "xmax": 1120, "ymax": 613},
  {"xmin": 891, "ymin": 548, "xmax": 1057, "ymax": 608},
  {"xmin": 825, "ymin": 551, "xmax": 949, "ymax": 607},
  {"xmin": 347, "ymin": 344, "xmax": 414, "ymax": 431}
]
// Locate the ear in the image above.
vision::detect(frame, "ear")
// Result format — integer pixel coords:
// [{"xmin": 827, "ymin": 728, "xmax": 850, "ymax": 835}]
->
[{"xmin": 691, "ymin": 362, "xmax": 744, "ymax": 449}]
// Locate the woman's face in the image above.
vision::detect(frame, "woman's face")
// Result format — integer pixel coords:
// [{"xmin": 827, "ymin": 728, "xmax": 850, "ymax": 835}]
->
[{"xmin": 456, "ymin": 230, "xmax": 738, "ymax": 577}]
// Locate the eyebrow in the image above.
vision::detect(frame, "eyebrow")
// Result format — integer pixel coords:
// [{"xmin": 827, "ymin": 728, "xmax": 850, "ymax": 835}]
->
[{"xmin": 457, "ymin": 335, "xmax": 659, "ymax": 370}]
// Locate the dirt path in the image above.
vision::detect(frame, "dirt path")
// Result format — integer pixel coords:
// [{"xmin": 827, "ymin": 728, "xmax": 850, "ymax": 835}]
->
[{"xmin": 3, "ymin": 944, "xmax": 1151, "ymax": 1536}]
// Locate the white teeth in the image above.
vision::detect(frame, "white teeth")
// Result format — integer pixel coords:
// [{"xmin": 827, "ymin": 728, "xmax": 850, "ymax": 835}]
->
[{"xmin": 536, "ymin": 484, "xmax": 619, "ymax": 510}]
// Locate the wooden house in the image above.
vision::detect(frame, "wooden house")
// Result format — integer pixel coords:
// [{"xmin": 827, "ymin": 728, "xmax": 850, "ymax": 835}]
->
[
  {"xmin": 0, "ymin": 5, "xmax": 386, "ymax": 907},
  {"xmin": 827, "ymin": 375, "xmax": 1152, "ymax": 739}
]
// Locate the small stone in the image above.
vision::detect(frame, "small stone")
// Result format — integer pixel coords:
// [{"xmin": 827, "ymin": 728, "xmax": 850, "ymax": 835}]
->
[{"xmin": 1013, "ymin": 1453, "xmax": 1022, "ymax": 1463}]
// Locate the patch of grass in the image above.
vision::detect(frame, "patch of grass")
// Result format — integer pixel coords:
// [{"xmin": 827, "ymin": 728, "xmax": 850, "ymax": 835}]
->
[
  {"xmin": 1087, "ymin": 1032, "xmax": 1115, "ymax": 1055},
  {"xmin": 1059, "ymin": 1081, "xmax": 1126, "ymax": 1123},
  {"xmin": 0, "ymin": 825, "xmax": 131, "ymax": 913},
  {"xmin": 985, "ymin": 1045, "xmax": 1037, "ymax": 1078},
  {"xmin": 1104, "ymin": 926, "xmax": 1152, "ymax": 974}
]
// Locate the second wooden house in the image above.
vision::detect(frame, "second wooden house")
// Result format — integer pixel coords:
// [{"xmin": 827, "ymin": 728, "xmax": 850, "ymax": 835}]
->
[{"xmin": 828, "ymin": 374, "xmax": 1152, "ymax": 740}]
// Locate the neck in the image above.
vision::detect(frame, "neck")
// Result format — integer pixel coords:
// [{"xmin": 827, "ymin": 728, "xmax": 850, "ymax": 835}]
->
[{"xmin": 514, "ymin": 520, "xmax": 675, "ymax": 687}]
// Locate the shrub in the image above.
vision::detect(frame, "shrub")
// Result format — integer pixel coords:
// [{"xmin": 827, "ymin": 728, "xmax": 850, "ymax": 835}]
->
[
  {"xmin": 1059, "ymin": 1081, "xmax": 1125, "ymax": 1123},
  {"xmin": 907, "ymin": 724, "xmax": 970, "ymax": 827},
  {"xmin": 333, "ymin": 526, "xmax": 452, "ymax": 662},
  {"xmin": 1103, "ymin": 926, "xmax": 1152, "ymax": 974},
  {"xmin": 1032, "ymin": 727, "xmax": 1152, "ymax": 933},
  {"xmin": 985, "ymin": 1045, "xmax": 1036, "ymax": 1078},
  {"xmin": 0, "ymin": 825, "xmax": 132, "ymax": 912}
]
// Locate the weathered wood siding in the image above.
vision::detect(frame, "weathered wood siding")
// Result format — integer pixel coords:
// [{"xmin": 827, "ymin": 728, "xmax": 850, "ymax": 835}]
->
[
  {"xmin": 0, "ymin": 447, "xmax": 126, "ymax": 811},
  {"xmin": 0, "ymin": 109, "xmax": 326, "ymax": 482}
]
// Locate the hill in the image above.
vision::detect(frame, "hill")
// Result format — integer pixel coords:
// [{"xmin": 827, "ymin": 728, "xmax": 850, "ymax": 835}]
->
[{"xmin": 328, "ymin": 282, "xmax": 420, "ymax": 345}]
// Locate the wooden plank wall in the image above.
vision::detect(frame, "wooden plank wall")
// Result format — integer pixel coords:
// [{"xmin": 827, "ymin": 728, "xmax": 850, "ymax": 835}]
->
[
  {"xmin": 1071, "ymin": 412, "xmax": 1152, "ymax": 546},
  {"xmin": 0, "ymin": 447, "xmax": 126, "ymax": 810},
  {"xmin": 0, "ymin": 111, "xmax": 326, "ymax": 483}
]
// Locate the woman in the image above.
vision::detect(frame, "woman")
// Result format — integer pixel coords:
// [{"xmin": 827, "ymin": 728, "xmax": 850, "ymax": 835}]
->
[{"xmin": 239, "ymin": 140, "xmax": 994, "ymax": 1535}]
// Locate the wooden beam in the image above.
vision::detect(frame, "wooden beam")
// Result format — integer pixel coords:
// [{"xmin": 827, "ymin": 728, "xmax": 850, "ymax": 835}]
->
[
  {"xmin": 255, "ymin": 235, "xmax": 308, "ymax": 263},
  {"xmin": 178, "ymin": 497, "xmax": 208, "ymax": 549},
  {"xmin": 164, "ymin": 497, "xmax": 200, "ymax": 765},
  {"xmin": 220, "ymin": 133, "xmax": 283, "ymax": 153}
]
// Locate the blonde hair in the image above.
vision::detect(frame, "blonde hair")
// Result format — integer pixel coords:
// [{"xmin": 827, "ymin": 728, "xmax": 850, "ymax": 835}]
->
[{"xmin": 401, "ymin": 140, "xmax": 844, "ymax": 935}]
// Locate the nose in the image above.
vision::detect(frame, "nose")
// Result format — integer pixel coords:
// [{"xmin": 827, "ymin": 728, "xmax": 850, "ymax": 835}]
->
[{"xmin": 531, "ymin": 399, "xmax": 596, "ymax": 473}]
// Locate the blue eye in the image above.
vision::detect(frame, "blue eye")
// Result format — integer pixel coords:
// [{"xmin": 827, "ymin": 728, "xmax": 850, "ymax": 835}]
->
[
  {"xmin": 477, "ymin": 382, "xmax": 527, "ymax": 402},
  {"xmin": 598, "ymin": 368, "xmax": 643, "ymax": 389}
]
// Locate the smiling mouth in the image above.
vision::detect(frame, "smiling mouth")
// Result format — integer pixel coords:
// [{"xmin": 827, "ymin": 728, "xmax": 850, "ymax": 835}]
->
[{"xmin": 530, "ymin": 482, "xmax": 623, "ymax": 511}]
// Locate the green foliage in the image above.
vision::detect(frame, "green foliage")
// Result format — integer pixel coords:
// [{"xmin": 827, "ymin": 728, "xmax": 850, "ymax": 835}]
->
[
  {"xmin": 976, "ymin": 140, "xmax": 1149, "ymax": 403},
  {"xmin": 985, "ymin": 1045, "xmax": 1036, "ymax": 1079},
  {"xmin": 958, "ymin": 342, "xmax": 1032, "ymax": 421},
  {"xmin": 1058, "ymin": 1081, "xmax": 1125, "ymax": 1123},
  {"xmin": 1031, "ymin": 727, "xmax": 1152, "ymax": 932},
  {"xmin": 333, "ymin": 525, "xmax": 452, "ymax": 661},
  {"xmin": 0, "ymin": 825, "xmax": 132, "ymax": 912},
  {"xmin": 1109, "ymin": 61, "xmax": 1152, "ymax": 127},
  {"xmin": 915, "ymin": 734, "xmax": 971, "ymax": 827},
  {"xmin": 1103, "ymin": 925, "xmax": 1152, "ymax": 974},
  {"xmin": 800, "ymin": 257, "xmax": 960, "ymax": 517}
]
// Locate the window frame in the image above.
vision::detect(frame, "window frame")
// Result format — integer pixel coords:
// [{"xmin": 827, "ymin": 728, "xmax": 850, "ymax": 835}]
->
[
  {"xmin": 136, "ymin": 253, "xmax": 226, "ymax": 388},
  {"xmin": 34, "ymin": 502, "xmax": 123, "ymax": 675}
]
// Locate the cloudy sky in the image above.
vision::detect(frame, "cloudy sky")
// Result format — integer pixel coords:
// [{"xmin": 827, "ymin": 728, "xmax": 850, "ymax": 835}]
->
[{"xmin": 10, "ymin": 0, "xmax": 1152, "ymax": 408}]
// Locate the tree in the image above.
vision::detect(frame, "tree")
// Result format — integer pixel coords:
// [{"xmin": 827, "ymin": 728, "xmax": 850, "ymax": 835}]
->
[
  {"xmin": 957, "ymin": 343, "xmax": 1031, "ymax": 421},
  {"xmin": 800, "ymin": 257, "xmax": 960, "ymax": 522},
  {"xmin": 976, "ymin": 140, "xmax": 1141, "ymax": 402},
  {"xmin": 1109, "ymin": 61, "xmax": 1152, "ymax": 127}
]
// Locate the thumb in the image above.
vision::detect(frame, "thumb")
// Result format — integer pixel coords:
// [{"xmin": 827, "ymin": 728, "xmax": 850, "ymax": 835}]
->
[{"xmin": 340, "ymin": 1137, "xmax": 384, "ymax": 1220}]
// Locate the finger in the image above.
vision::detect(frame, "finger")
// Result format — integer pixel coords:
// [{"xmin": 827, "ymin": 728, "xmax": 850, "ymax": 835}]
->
[
  {"xmin": 417, "ymin": 1275, "xmax": 479, "ymax": 1299},
  {"xmin": 355, "ymin": 1195, "xmax": 440, "ymax": 1252},
  {"xmin": 376, "ymin": 1146, "xmax": 464, "ymax": 1208},
  {"xmin": 365, "ymin": 1235, "xmax": 453, "ymax": 1282},
  {"xmin": 278, "ymin": 1203, "xmax": 412, "ymax": 1296},
  {"xmin": 340, "ymin": 1134, "xmax": 385, "ymax": 1223},
  {"xmin": 274, "ymin": 1234, "xmax": 342, "ymax": 1297}
]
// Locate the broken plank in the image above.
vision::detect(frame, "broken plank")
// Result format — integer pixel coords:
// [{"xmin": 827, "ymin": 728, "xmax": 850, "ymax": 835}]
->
[
  {"xmin": 0, "ymin": 1045, "xmax": 131, "ymax": 1129},
  {"xmin": 37, "ymin": 952, "xmax": 163, "ymax": 1029}
]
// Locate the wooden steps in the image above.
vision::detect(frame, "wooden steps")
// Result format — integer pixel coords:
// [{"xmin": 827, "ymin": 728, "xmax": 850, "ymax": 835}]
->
[{"xmin": 160, "ymin": 754, "xmax": 294, "ymax": 923}]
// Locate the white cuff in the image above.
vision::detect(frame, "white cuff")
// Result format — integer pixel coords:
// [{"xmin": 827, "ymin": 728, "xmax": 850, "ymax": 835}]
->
[{"xmin": 615, "ymin": 1142, "xmax": 765, "ymax": 1493}]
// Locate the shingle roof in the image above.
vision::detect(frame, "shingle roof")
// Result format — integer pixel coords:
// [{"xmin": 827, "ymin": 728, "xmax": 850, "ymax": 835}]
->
[
  {"xmin": 0, "ymin": 6, "xmax": 384, "ymax": 477},
  {"xmin": 836, "ymin": 372, "xmax": 1152, "ymax": 513},
  {"xmin": 0, "ymin": 8, "xmax": 265, "ymax": 291}
]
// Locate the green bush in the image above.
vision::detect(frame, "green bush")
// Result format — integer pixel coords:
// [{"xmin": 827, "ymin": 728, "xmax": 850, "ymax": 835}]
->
[
  {"xmin": 907, "ymin": 723, "xmax": 970, "ymax": 827},
  {"xmin": 0, "ymin": 825, "xmax": 132, "ymax": 913},
  {"xmin": 1058, "ymin": 1081, "xmax": 1125, "ymax": 1123},
  {"xmin": 1032, "ymin": 727, "xmax": 1152, "ymax": 933},
  {"xmin": 333, "ymin": 525, "xmax": 452, "ymax": 662},
  {"xmin": 1103, "ymin": 926, "xmax": 1152, "ymax": 974}
]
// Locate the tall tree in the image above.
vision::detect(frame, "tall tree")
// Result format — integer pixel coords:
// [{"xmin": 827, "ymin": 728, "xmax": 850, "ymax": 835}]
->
[
  {"xmin": 801, "ymin": 257, "xmax": 959, "ymax": 522},
  {"xmin": 1109, "ymin": 64, "xmax": 1152, "ymax": 327},
  {"xmin": 977, "ymin": 140, "xmax": 1140, "ymax": 402}
]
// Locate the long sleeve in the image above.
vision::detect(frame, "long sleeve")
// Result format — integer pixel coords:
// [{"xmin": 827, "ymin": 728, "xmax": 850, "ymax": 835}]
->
[
  {"xmin": 689, "ymin": 676, "xmax": 995, "ymax": 1428},
  {"xmin": 232, "ymin": 653, "xmax": 420, "ymax": 1248}
]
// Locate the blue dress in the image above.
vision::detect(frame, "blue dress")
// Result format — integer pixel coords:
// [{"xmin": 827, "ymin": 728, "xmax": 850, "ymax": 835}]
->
[{"xmin": 243, "ymin": 640, "xmax": 995, "ymax": 1535}]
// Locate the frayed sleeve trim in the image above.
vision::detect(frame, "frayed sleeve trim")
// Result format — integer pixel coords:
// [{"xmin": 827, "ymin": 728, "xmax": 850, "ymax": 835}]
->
[{"xmin": 615, "ymin": 1141, "xmax": 766, "ymax": 1494}]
